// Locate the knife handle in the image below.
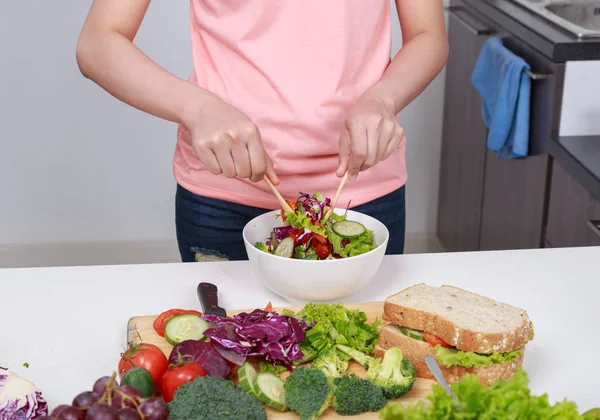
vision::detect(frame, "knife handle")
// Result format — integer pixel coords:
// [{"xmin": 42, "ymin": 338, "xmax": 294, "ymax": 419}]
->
[{"xmin": 197, "ymin": 282, "xmax": 225, "ymax": 316}]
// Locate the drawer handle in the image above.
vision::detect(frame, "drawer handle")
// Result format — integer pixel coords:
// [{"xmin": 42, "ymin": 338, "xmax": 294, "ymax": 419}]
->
[
  {"xmin": 588, "ymin": 220, "xmax": 600, "ymax": 239},
  {"xmin": 445, "ymin": 6, "xmax": 495, "ymax": 35},
  {"xmin": 525, "ymin": 68, "xmax": 552, "ymax": 80}
]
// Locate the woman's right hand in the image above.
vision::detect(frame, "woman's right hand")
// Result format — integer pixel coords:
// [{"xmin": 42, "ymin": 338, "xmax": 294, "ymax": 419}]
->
[{"xmin": 187, "ymin": 96, "xmax": 279, "ymax": 184}]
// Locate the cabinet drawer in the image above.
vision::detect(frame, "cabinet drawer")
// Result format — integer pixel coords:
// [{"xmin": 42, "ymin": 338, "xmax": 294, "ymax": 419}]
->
[{"xmin": 545, "ymin": 160, "xmax": 600, "ymax": 247}]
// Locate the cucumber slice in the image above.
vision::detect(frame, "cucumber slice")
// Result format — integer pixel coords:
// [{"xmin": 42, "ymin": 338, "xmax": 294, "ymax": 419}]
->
[
  {"xmin": 399, "ymin": 326, "xmax": 426, "ymax": 342},
  {"xmin": 164, "ymin": 314, "xmax": 209, "ymax": 345},
  {"xmin": 238, "ymin": 362, "xmax": 258, "ymax": 396},
  {"xmin": 332, "ymin": 220, "xmax": 366, "ymax": 238},
  {"xmin": 255, "ymin": 373, "xmax": 288, "ymax": 412},
  {"xmin": 274, "ymin": 237, "xmax": 294, "ymax": 258}
]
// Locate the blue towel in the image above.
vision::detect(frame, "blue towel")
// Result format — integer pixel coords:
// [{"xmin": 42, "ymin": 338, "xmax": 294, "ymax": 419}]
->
[{"xmin": 471, "ymin": 37, "xmax": 531, "ymax": 159}]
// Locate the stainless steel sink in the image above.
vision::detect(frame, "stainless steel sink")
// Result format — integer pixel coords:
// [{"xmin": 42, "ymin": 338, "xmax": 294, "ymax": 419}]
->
[{"xmin": 511, "ymin": 0, "xmax": 600, "ymax": 38}]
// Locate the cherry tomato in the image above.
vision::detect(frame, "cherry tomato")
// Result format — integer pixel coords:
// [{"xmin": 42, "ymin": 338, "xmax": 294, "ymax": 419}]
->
[
  {"xmin": 281, "ymin": 200, "xmax": 297, "ymax": 222},
  {"xmin": 288, "ymin": 229, "xmax": 305, "ymax": 245},
  {"xmin": 314, "ymin": 242, "xmax": 332, "ymax": 259},
  {"xmin": 153, "ymin": 309, "xmax": 203, "ymax": 337},
  {"xmin": 423, "ymin": 332, "xmax": 453, "ymax": 348},
  {"xmin": 312, "ymin": 233, "xmax": 327, "ymax": 243},
  {"xmin": 161, "ymin": 363, "xmax": 206, "ymax": 402},
  {"xmin": 118, "ymin": 343, "xmax": 168, "ymax": 395}
]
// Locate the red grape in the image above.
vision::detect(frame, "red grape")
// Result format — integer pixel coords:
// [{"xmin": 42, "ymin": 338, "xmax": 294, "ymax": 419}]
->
[
  {"xmin": 86, "ymin": 404, "xmax": 118, "ymax": 420},
  {"xmin": 54, "ymin": 406, "xmax": 85, "ymax": 420},
  {"xmin": 116, "ymin": 408, "xmax": 141, "ymax": 420},
  {"xmin": 93, "ymin": 376, "xmax": 116, "ymax": 395},
  {"xmin": 51, "ymin": 405, "xmax": 72, "ymax": 416},
  {"xmin": 139, "ymin": 397, "xmax": 169, "ymax": 420},
  {"xmin": 72, "ymin": 391, "xmax": 99, "ymax": 411},
  {"xmin": 111, "ymin": 385, "xmax": 141, "ymax": 409}
]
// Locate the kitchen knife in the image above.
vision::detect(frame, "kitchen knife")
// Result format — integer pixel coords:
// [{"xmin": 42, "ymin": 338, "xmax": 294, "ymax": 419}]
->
[
  {"xmin": 424, "ymin": 355, "xmax": 458, "ymax": 402},
  {"xmin": 197, "ymin": 282, "xmax": 227, "ymax": 317}
]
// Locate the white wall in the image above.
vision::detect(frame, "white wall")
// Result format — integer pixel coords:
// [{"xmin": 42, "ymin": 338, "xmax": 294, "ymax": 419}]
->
[
  {"xmin": 0, "ymin": 1, "xmax": 447, "ymax": 267},
  {"xmin": 559, "ymin": 61, "xmax": 600, "ymax": 136}
]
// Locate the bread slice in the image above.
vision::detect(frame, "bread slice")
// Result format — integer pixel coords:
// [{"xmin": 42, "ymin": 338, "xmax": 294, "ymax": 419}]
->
[
  {"xmin": 375, "ymin": 325, "xmax": 524, "ymax": 386},
  {"xmin": 382, "ymin": 284, "xmax": 531, "ymax": 353}
]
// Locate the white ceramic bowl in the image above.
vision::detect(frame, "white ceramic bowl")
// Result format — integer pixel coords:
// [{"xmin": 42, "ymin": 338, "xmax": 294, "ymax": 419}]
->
[{"xmin": 243, "ymin": 209, "xmax": 389, "ymax": 305}]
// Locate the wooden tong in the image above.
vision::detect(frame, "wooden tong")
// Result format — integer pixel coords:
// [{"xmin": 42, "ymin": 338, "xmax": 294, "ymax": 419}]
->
[
  {"xmin": 324, "ymin": 171, "xmax": 349, "ymax": 221},
  {"xmin": 264, "ymin": 176, "xmax": 294, "ymax": 213}
]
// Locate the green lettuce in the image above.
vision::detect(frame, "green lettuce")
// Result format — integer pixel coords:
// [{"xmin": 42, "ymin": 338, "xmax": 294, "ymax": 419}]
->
[
  {"xmin": 435, "ymin": 345, "xmax": 524, "ymax": 369},
  {"xmin": 285, "ymin": 210, "xmax": 326, "ymax": 235},
  {"xmin": 328, "ymin": 229, "xmax": 378, "ymax": 258},
  {"xmin": 379, "ymin": 369, "xmax": 584, "ymax": 419},
  {"xmin": 255, "ymin": 241, "xmax": 270, "ymax": 253}
]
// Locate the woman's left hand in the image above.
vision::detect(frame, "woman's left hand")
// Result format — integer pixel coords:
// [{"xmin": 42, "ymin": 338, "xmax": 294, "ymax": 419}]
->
[{"xmin": 337, "ymin": 92, "xmax": 405, "ymax": 180}]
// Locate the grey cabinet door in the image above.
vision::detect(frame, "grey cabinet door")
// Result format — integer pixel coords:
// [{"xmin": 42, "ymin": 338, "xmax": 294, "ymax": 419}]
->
[
  {"xmin": 478, "ymin": 37, "xmax": 563, "ymax": 251},
  {"xmin": 436, "ymin": 7, "xmax": 493, "ymax": 252},
  {"xmin": 546, "ymin": 160, "xmax": 600, "ymax": 247}
]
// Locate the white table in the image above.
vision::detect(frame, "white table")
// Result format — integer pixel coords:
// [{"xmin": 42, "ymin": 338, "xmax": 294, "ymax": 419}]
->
[{"xmin": 1, "ymin": 246, "xmax": 599, "ymax": 413}]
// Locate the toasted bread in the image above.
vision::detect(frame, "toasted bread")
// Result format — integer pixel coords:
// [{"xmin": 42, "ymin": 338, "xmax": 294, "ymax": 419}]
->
[
  {"xmin": 382, "ymin": 284, "xmax": 531, "ymax": 353},
  {"xmin": 375, "ymin": 325, "xmax": 524, "ymax": 386}
]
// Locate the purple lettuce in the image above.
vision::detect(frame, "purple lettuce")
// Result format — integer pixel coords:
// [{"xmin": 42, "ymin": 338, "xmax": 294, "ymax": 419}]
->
[
  {"xmin": 272, "ymin": 226, "xmax": 297, "ymax": 242},
  {"xmin": 202, "ymin": 309, "xmax": 313, "ymax": 370},
  {"xmin": 0, "ymin": 369, "xmax": 48, "ymax": 419},
  {"xmin": 297, "ymin": 192, "xmax": 331, "ymax": 223},
  {"xmin": 167, "ymin": 340, "xmax": 231, "ymax": 378}
]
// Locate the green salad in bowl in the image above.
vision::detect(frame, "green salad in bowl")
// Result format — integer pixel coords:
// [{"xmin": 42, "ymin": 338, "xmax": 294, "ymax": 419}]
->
[{"xmin": 255, "ymin": 192, "xmax": 378, "ymax": 260}]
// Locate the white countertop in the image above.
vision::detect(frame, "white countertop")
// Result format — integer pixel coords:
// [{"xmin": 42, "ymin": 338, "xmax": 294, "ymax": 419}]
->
[{"xmin": 1, "ymin": 246, "xmax": 599, "ymax": 413}]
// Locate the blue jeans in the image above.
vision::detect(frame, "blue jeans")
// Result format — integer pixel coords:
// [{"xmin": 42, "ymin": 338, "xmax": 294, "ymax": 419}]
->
[{"xmin": 175, "ymin": 184, "xmax": 406, "ymax": 262}]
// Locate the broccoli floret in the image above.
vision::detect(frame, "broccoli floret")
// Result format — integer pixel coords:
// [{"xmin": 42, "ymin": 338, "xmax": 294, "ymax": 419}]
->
[
  {"xmin": 311, "ymin": 349, "xmax": 349, "ymax": 384},
  {"xmin": 284, "ymin": 367, "xmax": 332, "ymax": 420},
  {"xmin": 337, "ymin": 345, "xmax": 416, "ymax": 399},
  {"xmin": 332, "ymin": 374, "xmax": 387, "ymax": 416},
  {"xmin": 169, "ymin": 375, "xmax": 266, "ymax": 420}
]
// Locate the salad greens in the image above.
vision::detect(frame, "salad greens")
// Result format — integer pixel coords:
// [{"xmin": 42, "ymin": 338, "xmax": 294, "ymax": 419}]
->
[
  {"xmin": 379, "ymin": 369, "xmax": 585, "ymax": 420},
  {"xmin": 290, "ymin": 302, "xmax": 381, "ymax": 358},
  {"xmin": 435, "ymin": 345, "xmax": 525, "ymax": 369},
  {"xmin": 255, "ymin": 192, "xmax": 378, "ymax": 260}
]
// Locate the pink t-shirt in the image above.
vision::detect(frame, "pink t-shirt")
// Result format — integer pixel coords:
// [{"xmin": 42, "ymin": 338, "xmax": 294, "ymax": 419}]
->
[{"xmin": 174, "ymin": 0, "xmax": 407, "ymax": 209}]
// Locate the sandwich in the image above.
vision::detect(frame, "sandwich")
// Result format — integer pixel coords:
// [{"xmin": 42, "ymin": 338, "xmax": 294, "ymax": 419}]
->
[{"xmin": 374, "ymin": 284, "xmax": 534, "ymax": 386}]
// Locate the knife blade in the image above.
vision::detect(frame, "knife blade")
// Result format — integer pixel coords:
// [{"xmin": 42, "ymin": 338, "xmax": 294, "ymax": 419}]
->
[
  {"xmin": 424, "ymin": 355, "xmax": 458, "ymax": 402},
  {"xmin": 197, "ymin": 282, "xmax": 227, "ymax": 317}
]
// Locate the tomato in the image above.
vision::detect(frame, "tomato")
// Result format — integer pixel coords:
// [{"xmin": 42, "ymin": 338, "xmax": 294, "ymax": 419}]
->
[
  {"xmin": 312, "ymin": 233, "xmax": 327, "ymax": 243},
  {"xmin": 153, "ymin": 309, "xmax": 203, "ymax": 337},
  {"xmin": 118, "ymin": 343, "xmax": 168, "ymax": 395},
  {"xmin": 161, "ymin": 363, "xmax": 206, "ymax": 402},
  {"xmin": 423, "ymin": 332, "xmax": 453, "ymax": 348},
  {"xmin": 264, "ymin": 302, "xmax": 273, "ymax": 312},
  {"xmin": 314, "ymin": 242, "xmax": 332, "ymax": 259},
  {"xmin": 280, "ymin": 200, "xmax": 297, "ymax": 222},
  {"xmin": 288, "ymin": 229, "xmax": 305, "ymax": 246}
]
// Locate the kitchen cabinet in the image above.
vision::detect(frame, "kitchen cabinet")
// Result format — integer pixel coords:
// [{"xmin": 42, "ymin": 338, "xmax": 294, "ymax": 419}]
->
[
  {"xmin": 437, "ymin": 0, "xmax": 565, "ymax": 252},
  {"xmin": 545, "ymin": 160, "xmax": 600, "ymax": 248},
  {"xmin": 436, "ymin": 5, "xmax": 491, "ymax": 252}
]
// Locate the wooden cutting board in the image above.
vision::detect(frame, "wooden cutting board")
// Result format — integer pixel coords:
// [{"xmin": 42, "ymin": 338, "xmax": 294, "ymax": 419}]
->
[{"xmin": 126, "ymin": 302, "xmax": 434, "ymax": 419}]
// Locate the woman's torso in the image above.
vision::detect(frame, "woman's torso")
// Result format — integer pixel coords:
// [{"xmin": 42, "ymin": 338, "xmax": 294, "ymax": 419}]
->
[{"xmin": 174, "ymin": 0, "xmax": 407, "ymax": 209}]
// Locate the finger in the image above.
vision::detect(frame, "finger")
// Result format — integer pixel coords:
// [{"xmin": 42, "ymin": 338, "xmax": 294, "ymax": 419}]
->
[
  {"xmin": 337, "ymin": 128, "xmax": 351, "ymax": 177},
  {"xmin": 231, "ymin": 139, "xmax": 252, "ymax": 179},
  {"xmin": 347, "ymin": 122, "xmax": 368, "ymax": 178},
  {"xmin": 212, "ymin": 134, "xmax": 237, "ymax": 178},
  {"xmin": 264, "ymin": 153, "xmax": 280, "ymax": 185},
  {"xmin": 381, "ymin": 133, "xmax": 405, "ymax": 161},
  {"xmin": 361, "ymin": 118, "xmax": 381, "ymax": 170},
  {"xmin": 375, "ymin": 120, "xmax": 396, "ymax": 164},
  {"xmin": 247, "ymin": 135, "xmax": 268, "ymax": 183},
  {"xmin": 194, "ymin": 142, "xmax": 222, "ymax": 175}
]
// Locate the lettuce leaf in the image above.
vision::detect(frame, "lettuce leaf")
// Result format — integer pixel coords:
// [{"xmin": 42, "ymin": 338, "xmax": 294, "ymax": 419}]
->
[
  {"xmin": 379, "ymin": 369, "xmax": 584, "ymax": 420},
  {"xmin": 328, "ymin": 229, "xmax": 378, "ymax": 258},
  {"xmin": 285, "ymin": 210, "xmax": 326, "ymax": 235},
  {"xmin": 435, "ymin": 345, "xmax": 524, "ymax": 368}
]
